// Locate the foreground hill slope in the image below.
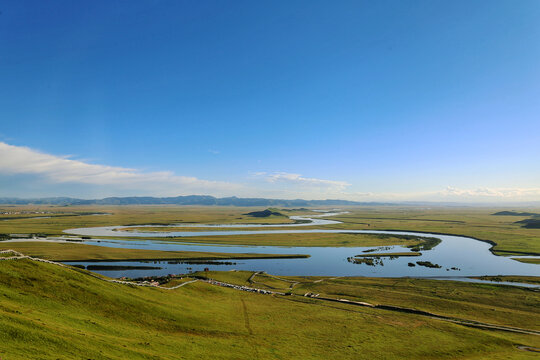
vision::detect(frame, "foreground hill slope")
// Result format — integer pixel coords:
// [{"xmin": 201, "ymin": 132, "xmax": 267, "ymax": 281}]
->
[{"xmin": 0, "ymin": 259, "xmax": 538, "ymax": 359}]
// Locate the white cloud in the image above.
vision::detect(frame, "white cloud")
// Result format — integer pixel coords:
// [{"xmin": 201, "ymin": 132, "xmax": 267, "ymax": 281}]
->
[
  {"xmin": 438, "ymin": 186, "xmax": 540, "ymax": 200},
  {"xmin": 0, "ymin": 142, "xmax": 241, "ymax": 196},
  {"xmin": 344, "ymin": 187, "xmax": 540, "ymax": 202},
  {"xmin": 256, "ymin": 172, "xmax": 351, "ymax": 190},
  {"xmin": 2, "ymin": 142, "xmax": 538, "ymax": 203}
]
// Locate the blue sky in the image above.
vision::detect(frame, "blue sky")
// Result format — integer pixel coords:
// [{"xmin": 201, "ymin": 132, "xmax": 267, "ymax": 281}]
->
[{"xmin": 1, "ymin": 1, "xmax": 539, "ymax": 201}]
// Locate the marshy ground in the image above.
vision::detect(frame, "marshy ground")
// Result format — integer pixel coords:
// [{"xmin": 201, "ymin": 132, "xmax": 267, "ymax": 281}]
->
[{"xmin": 0, "ymin": 205, "xmax": 539, "ymax": 358}]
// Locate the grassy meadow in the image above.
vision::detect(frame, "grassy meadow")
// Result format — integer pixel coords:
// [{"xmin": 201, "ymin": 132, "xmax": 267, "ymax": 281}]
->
[
  {"xmin": 471, "ymin": 275, "xmax": 540, "ymax": 285},
  {"xmin": 196, "ymin": 271, "xmax": 540, "ymax": 331},
  {"xmin": 514, "ymin": 258, "xmax": 540, "ymax": 264},
  {"xmin": 4, "ymin": 205, "xmax": 540, "ymax": 256},
  {"xmin": 0, "ymin": 259, "xmax": 538, "ymax": 359},
  {"xmin": 0, "ymin": 242, "xmax": 307, "ymax": 262},
  {"xmin": 146, "ymin": 232, "xmax": 429, "ymax": 247},
  {"xmin": 0, "ymin": 205, "xmax": 302, "ymax": 235},
  {"xmin": 0, "ymin": 205, "xmax": 539, "ymax": 358},
  {"xmin": 325, "ymin": 207, "xmax": 540, "ymax": 256}
]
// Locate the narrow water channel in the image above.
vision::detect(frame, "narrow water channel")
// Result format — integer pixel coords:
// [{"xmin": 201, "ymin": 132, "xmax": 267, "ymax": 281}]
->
[{"xmin": 59, "ymin": 212, "xmax": 540, "ymax": 280}]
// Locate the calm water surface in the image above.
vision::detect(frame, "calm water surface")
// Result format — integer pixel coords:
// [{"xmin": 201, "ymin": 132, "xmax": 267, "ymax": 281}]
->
[{"xmin": 63, "ymin": 212, "xmax": 540, "ymax": 281}]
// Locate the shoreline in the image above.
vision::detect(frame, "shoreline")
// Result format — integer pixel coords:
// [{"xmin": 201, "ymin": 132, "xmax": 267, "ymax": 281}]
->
[
  {"xmin": 369, "ymin": 228, "xmax": 540, "ymax": 257},
  {"xmin": 58, "ymin": 254, "xmax": 310, "ymax": 262}
]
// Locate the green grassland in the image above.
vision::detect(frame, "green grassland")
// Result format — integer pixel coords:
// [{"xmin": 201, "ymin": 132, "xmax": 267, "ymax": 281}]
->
[
  {"xmin": 1, "ymin": 205, "xmax": 540, "ymax": 257},
  {"xmin": 325, "ymin": 207, "xmax": 540, "ymax": 256},
  {"xmin": 0, "ymin": 260, "xmax": 538, "ymax": 359},
  {"xmin": 159, "ymin": 277, "xmax": 197, "ymax": 288},
  {"xmin": 0, "ymin": 251, "xmax": 16, "ymax": 258},
  {"xmin": 152, "ymin": 232, "xmax": 428, "ymax": 247},
  {"xmin": 513, "ymin": 258, "xmax": 540, "ymax": 264},
  {"xmin": 196, "ymin": 271, "xmax": 540, "ymax": 332},
  {"xmin": 116, "ymin": 225, "xmax": 322, "ymax": 232},
  {"xmin": 1, "ymin": 204, "xmax": 539, "ymax": 359},
  {"xmin": 0, "ymin": 242, "xmax": 308, "ymax": 262},
  {"xmin": 1, "ymin": 205, "xmax": 540, "ymax": 256},
  {"xmin": 471, "ymin": 276, "xmax": 540, "ymax": 285},
  {"xmin": 0, "ymin": 205, "xmax": 302, "ymax": 235}
]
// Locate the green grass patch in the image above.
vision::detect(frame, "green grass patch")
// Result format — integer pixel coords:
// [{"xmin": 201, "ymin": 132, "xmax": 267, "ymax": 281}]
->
[
  {"xmin": 2, "ymin": 205, "xmax": 540, "ymax": 256},
  {"xmin": 327, "ymin": 207, "xmax": 540, "ymax": 256},
  {"xmin": 0, "ymin": 242, "xmax": 308, "ymax": 262},
  {"xmin": 132, "ymin": 232, "xmax": 429, "ymax": 247},
  {"xmin": 512, "ymin": 258, "xmax": 540, "ymax": 264},
  {"xmin": 2, "ymin": 261, "xmax": 538, "ymax": 359},
  {"xmin": 197, "ymin": 271, "xmax": 540, "ymax": 332},
  {"xmin": 471, "ymin": 276, "xmax": 540, "ymax": 285}
]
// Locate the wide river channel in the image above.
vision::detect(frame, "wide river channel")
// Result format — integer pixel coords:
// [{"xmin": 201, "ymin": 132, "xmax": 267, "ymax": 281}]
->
[{"xmin": 60, "ymin": 212, "xmax": 540, "ymax": 282}]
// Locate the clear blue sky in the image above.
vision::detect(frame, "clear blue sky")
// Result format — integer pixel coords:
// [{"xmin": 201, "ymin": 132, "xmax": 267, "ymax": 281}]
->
[{"xmin": 1, "ymin": 1, "xmax": 539, "ymax": 201}]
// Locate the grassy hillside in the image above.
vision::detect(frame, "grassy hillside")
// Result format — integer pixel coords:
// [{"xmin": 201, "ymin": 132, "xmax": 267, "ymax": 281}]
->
[
  {"xmin": 244, "ymin": 208, "xmax": 286, "ymax": 217},
  {"xmin": 198, "ymin": 271, "xmax": 540, "ymax": 331},
  {"xmin": 0, "ymin": 260, "xmax": 538, "ymax": 359}
]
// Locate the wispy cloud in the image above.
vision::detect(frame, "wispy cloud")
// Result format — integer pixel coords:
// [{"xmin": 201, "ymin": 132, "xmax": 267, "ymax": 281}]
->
[
  {"xmin": 359, "ymin": 186, "xmax": 540, "ymax": 202},
  {"xmin": 438, "ymin": 186, "xmax": 540, "ymax": 199},
  {"xmin": 0, "ymin": 142, "xmax": 241, "ymax": 196},
  {"xmin": 2, "ymin": 142, "xmax": 538, "ymax": 202},
  {"xmin": 256, "ymin": 172, "xmax": 351, "ymax": 191}
]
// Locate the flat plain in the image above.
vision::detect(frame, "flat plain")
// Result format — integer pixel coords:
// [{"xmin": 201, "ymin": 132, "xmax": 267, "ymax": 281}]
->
[
  {"xmin": 3, "ymin": 205, "xmax": 540, "ymax": 255},
  {"xmin": 0, "ymin": 205, "xmax": 539, "ymax": 359}
]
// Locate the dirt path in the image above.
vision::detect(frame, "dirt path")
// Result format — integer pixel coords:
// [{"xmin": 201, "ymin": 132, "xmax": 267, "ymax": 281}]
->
[
  {"xmin": 254, "ymin": 272, "xmax": 301, "ymax": 289},
  {"xmin": 240, "ymin": 298, "xmax": 253, "ymax": 335},
  {"xmin": 2, "ymin": 250, "xmax": 539, "ymax": 337},
  {"xmin": 517, "ymin": 345, "xmax": 540, "ymax": 353},
  {"xmin": 0, "ymin": 250, "xmax": 198, "ymax": 290},
  {"xmin": 203, "ymin": 275, "xmax": 540, "ymax": 337},
  {"xmin": 313, "ymin": 276, "xmax": 342, "ymax": 283}
]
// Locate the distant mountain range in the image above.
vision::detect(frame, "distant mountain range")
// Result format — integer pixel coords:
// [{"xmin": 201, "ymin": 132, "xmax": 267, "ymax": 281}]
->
[{"xmin": 0, "ymin": 196, "xmax": 388, "ymax": 207}]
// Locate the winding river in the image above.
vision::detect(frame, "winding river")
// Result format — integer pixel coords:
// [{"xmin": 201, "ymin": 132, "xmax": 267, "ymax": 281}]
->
[{"xmin": 56, "ymin": 211, "xmax": 540, "ymax": 281}]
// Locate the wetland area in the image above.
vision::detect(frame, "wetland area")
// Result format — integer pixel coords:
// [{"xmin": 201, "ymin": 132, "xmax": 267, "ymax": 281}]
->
[
  {"xmin": 34, "ymin": 210, "xmax": 538, "ymax": 281},
  {"xmin": 1, "ymin": 205, "xmax": 539, "ymax": 359}
]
